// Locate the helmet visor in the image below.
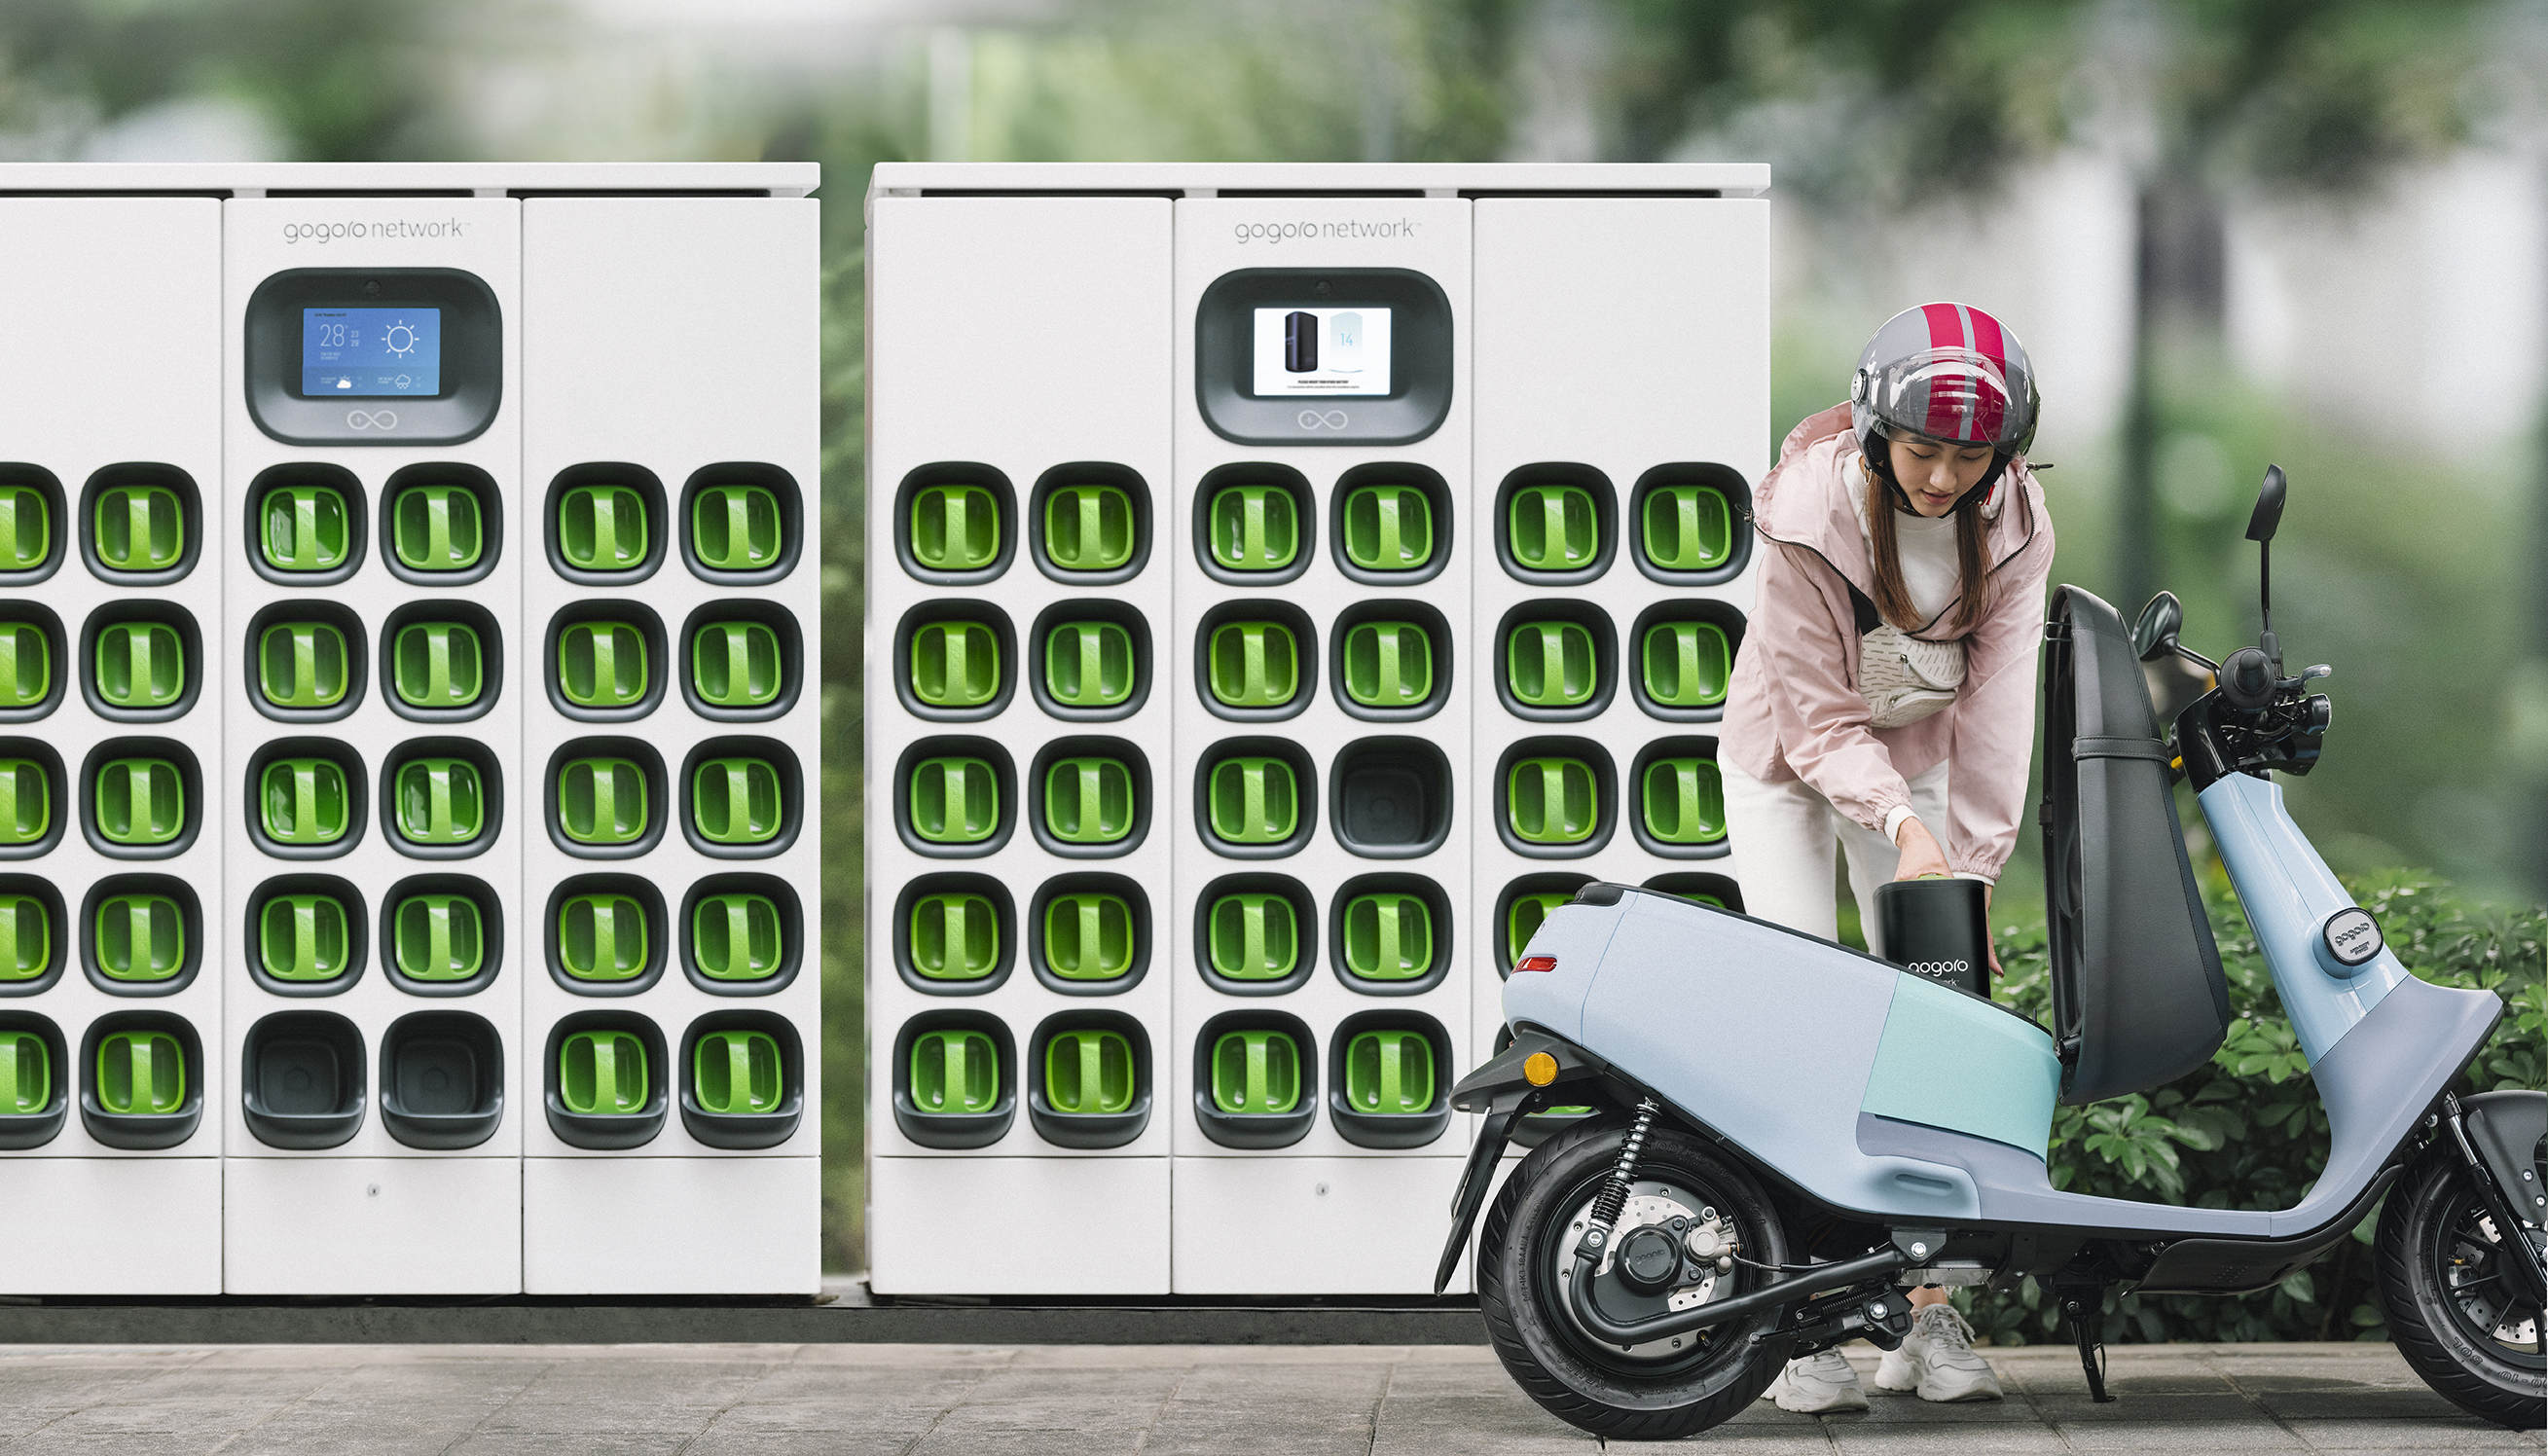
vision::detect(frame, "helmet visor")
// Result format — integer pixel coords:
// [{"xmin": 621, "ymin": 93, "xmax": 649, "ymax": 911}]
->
[{"xmin": 1864, "ymin": 347, "xmax": 2026, "ymax": 449}]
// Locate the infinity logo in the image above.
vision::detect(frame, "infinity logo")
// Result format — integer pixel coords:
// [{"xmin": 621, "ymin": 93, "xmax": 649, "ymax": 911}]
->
[
  {"xmin": 346, "ymin": 410, "xmax": 399, "ymax": 430},
  {"xmin": 1296, "ymin": 410, "xmax": 1349, "ymax": 430}
]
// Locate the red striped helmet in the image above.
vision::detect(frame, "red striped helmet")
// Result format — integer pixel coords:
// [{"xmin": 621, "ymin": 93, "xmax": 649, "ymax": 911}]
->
[{"xmin": 1850, "ymin": 303, "xmax": 2039, "ymax": 457}]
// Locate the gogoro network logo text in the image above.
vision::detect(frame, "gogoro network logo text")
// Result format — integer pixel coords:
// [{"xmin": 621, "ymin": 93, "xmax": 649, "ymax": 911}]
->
[
  {"xmin": 1232, "ymin": 217, "xmax": 1419, "ymax": 244},
  {"xmin": 282, "ymin": 217, "xmax": 470, "ymax": 244}
]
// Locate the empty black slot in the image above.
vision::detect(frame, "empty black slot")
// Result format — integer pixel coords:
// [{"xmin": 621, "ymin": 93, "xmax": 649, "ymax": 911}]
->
[
  {"xmin": 1327, "ymin": 738, "xmax": 1452, "ymax": 858},
  {"xmin": 380, "ymin": 1010, "xmax": 504, "ymax": 1149},
  {"xmin": 240, "ymin": 1009, "xmax": 366, "ymax": 1150}
]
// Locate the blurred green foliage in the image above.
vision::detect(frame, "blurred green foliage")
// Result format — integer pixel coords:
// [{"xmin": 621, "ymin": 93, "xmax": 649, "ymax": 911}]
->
[{"xmin": 1953, "ymin": 868, "xmax": 2543, "ymax": 1346}]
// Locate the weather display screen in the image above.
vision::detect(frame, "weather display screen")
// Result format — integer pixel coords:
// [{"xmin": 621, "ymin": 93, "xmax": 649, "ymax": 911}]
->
[
  {"xmin": 301, "ymin": 308, "xmax": 442, "ymax": 396},
  {"xmin": 1251, "ymin": 307, "xmax": 1392, "ymax": 396}
]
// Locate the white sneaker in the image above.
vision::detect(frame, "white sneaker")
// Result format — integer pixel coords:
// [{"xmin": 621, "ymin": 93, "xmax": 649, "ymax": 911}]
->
[
  {"xmin": 1873, "ymin": 1304, "xmax": 2004, "ymax": 1401},
  {"xmin": 1759, "ymin": 1348, "xmax": 1869, "ymax": 1413}
]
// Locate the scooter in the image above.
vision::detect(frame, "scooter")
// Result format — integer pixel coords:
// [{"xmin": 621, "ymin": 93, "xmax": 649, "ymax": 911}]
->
[{"xmin": 1439, "ymin": 467, "xmax": 2546, "ymax": 1438}]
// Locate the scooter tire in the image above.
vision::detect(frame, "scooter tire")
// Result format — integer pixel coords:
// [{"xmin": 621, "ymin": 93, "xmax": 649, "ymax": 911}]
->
[
  {"xmin": 2372, "ymin": 1147, "xmax": 2545, "ymax": 1430},
  {"xmin": 1477, "ymin": 1118, "xmax": 1791, "ymax": 1440}
]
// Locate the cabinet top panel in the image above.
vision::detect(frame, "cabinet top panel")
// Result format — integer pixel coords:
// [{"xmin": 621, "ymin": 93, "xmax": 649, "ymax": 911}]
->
[
  {"xmin": 0, "ymin": 163, "xmax": 818, "ymax": 198},
  {"xmin": 867, "ymin": 163, "xmax": 1767, "ymax": 204}
]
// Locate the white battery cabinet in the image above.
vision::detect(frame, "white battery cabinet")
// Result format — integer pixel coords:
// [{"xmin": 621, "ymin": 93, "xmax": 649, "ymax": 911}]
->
[
  {"xmin": 865, "ymin": 164, "xmax": 1769, "ymax": 1296},
  {"xmin": 0, "ymin": 164, "xmax": 819, "ymax": 1296}
]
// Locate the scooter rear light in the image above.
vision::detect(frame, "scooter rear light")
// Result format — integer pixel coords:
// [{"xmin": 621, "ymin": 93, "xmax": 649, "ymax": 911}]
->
[{"xmin": 1514, "ymin": 955, "xmax": 1557, "ymax": 973}]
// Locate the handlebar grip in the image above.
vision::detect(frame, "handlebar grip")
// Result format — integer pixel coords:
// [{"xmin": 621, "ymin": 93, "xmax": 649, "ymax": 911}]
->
[{"xmin": 2221, "ymin": 647, "xmax": 2276, "ymax": 710}]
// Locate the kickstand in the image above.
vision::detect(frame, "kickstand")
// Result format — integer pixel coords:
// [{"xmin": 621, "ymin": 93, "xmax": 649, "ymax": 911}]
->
[{"xmin": 2062, "ymin": 1295, "xmax": 2114, "ymax": 1403}]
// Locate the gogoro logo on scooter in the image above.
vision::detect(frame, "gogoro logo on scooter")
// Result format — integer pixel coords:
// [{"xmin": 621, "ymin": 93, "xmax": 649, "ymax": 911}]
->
[{"xmin": 1902, "ymin": 960, "xmax": 1970, "ymax": 981}]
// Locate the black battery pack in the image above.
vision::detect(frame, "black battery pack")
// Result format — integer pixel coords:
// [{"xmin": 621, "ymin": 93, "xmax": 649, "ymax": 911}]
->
[{"xmin": 1874, "ymin": 877, "xmax": 1990, "ymax": 999}]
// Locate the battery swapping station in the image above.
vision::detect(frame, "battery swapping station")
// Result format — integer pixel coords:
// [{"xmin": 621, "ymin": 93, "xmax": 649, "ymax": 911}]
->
[
  {"xmin": 867, "ymin": 164, "xmax": 1766, "ymax": 1295},
  {"xmin": 0, "ymin": 163, "xmax": 819, "ymax": 1295}
]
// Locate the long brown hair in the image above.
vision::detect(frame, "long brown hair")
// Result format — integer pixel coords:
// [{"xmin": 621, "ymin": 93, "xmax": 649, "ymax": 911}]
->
[{"xmin": 1863, "ymin": 455, "xmax": 1991, "ymax": 635}]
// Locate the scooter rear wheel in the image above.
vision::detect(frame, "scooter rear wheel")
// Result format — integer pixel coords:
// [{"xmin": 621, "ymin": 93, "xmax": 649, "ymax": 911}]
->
[
  {"xmin": 2373, "ymin": 1147, "xmax": 2545, "ymax": 1430},
  {"xmin": 1477, "ymin": 1119, "xmax": 1791, "ymax": 1440}
]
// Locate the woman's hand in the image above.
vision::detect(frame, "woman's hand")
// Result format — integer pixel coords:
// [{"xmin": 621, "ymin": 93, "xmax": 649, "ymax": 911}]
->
[{"xmin": 1891, "ymin": 817, "xmax": 1950, "ymax": 880}]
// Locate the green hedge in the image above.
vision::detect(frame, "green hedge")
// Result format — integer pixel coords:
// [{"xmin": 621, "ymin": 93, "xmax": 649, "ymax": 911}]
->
[{"xmin": 1952, "ymin": 869, "xmax": 2544, "ymax": 1345}]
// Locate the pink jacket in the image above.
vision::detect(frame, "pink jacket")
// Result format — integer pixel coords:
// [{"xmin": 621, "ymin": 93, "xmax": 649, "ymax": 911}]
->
[{"xmin": 1720, "ymin": 403, "xmax": 2057, "ymax": 881}]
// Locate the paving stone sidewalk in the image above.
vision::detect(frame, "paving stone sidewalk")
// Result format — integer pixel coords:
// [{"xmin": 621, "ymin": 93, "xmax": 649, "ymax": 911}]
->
[{"xmin": 0, "ymin": 1340, "xmax": 2532, "ymax": 1454}]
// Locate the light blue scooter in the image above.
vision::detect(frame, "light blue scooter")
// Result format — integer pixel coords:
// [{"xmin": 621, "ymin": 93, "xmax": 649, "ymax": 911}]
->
[{"xmin": 1440, "ymin": 469, "xmax": 2545, "ymax": 1438}]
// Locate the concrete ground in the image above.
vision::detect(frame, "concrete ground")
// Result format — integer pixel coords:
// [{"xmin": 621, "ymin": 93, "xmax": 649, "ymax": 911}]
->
[{"xmin": 0, "ymin": 1340, "xmax": 2533, "ymax": 1453}]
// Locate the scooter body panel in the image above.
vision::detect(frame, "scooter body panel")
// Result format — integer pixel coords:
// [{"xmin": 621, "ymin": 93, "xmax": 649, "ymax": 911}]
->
[
  {"xmin": 2202, "ymin": 772, "xmax": 2409, "ymax": 1062},
  {"xmin": 1860, "ymin": 974, "xmax": 2060, "ymax": 1157}
]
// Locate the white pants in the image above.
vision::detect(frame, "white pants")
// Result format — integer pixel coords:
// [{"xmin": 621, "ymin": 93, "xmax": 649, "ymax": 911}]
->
[{"xmin": 1720, "ymin": 758, "xmax": 1950, "ymax": 961}]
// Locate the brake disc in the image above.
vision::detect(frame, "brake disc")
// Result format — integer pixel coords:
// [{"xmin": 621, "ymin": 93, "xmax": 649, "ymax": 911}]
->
[{"xmin": 1554, "ymin": 1179, "xmax": 1730, "ymax": 1362}]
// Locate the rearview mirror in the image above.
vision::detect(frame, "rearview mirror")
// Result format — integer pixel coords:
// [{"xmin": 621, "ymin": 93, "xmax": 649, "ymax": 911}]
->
[
  {"xmin": 2132, "ymin": 592, "xmax": 2183, "ymax": 662},
  {"xmin": 2245, "ymin": 464, "xmax": 2286, "ymax": 543}
]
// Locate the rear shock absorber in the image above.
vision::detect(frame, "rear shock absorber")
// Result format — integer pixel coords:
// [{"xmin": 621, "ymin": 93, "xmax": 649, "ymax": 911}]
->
[{"xmin": 1581, "ymin": 1098, "xmax": 1659, "ymax": 1259}]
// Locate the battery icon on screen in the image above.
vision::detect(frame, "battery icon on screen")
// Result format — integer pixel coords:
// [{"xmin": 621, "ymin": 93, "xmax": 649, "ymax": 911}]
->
[{"xmin": 1285, "ymin": 310, "xmax": 1319, "ymax": 374}]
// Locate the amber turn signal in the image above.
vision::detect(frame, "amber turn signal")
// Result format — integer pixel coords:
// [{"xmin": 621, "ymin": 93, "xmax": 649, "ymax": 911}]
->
[{"xmin": 1523, "ymin": 1051, "xmax": 1559, "ymax": 1086}]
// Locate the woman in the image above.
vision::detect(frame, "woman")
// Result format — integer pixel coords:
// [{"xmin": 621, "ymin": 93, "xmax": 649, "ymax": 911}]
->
[{"xmin": 1720, "ymin": 303, "xmax": 2056, "ymax": 1413}]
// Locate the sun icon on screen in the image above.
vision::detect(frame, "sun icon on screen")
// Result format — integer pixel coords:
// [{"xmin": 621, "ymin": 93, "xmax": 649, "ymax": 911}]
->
[{"xmin": 382, "ymin": 319, "xmax": 420, "ymax": 357}]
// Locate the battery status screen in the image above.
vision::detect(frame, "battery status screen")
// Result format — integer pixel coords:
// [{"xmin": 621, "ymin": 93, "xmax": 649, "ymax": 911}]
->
[
  {"xmin": 301, "ymin": 308, "xmax": 442, "ymax": 397},
  {"xmin": 1251, "ymin": 307, "xmax": 1392, "ymax": 397}
]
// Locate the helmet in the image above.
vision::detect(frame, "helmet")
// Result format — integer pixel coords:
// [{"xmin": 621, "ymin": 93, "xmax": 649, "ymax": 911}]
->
[{"xmin": 1850, "ymin": 303, "xmax": 2039, "ymax": 459}]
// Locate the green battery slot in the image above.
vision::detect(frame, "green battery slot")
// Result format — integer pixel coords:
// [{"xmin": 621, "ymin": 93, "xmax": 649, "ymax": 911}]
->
[
  {"xmin": 908, "ymin": 757, "xmax": 998, "ymax": 845},
  {"xmin": 0, "ymin": 1032, "xmax": 47, "ymax": 1113},
  {"xmin": 1507, "ymin": 484, "xmax": 1597, "ymax": 572},
  {"xmin": 259, "ymin": 758, "xmax": 347, "ymax": 846},
  {"xmin": 1208, "ymin": 623, "xmax": 1297, "ymax": 709},
  {"xmin": 390, "ymin": 486, "xmax": 484, "ymax": 572},
  {"xmin": 557, "ymin": 622, "xmax": 650, "ymax": 709},
  {"xmin": 255, "ymin": 623, "xmax": 345, "ymax": 710},
  {"xmin": 1042, "ymin": 485, "xmax": 1134, "ymax": 571},
  {"xmin": 1508, "ymin": 758, "xmax": 1598, "ymax": 845},
  {"xmin": 1341, "ymin": 622, "xmax": 1432, "ymax": 709},
  {"xmin": 909, "ymin": 485, "xmax": 1000, "ymax": 572},
  {"xmin": 1641, "ymin": 757, "xmax": 1727, "ymax": 845},
  {"xmin": 394, "ymin": 759, "xmax": 485, "ymax": 845},
  {"xmin": 259, "ymin": 894, "xmax": 351, "ymax": 982},
  {"xmin": 94, "ymin": 893, "xmax": 184, "ymax": 981},
  {"xmin": 557, "ymin": 757, "xmax": 649, "ymax": 845},
  {"xmin": 693, "ymin": 758, "xmax": 782, "ymax": 845},
  {"xmin": 1507, "ymin": 622, "xmax": 1597, "ymax": 709},
  {"xmin": 0, "ymin": 623, "xmax": 49, "ymax": 709},
  {"xmin": 1044, "ymin": 1030, "xmax": 1133, "ymax": 1115},
  {"xmin": 0, "ymin": 762, "xmax": 48, "ymax": 848},
  {"xmin": 1042, "ymin": 622, "xmax": 1133, "ymax": 709},
  {"xmin": 1340, "ymin": 893, "xmax": 1433, "ymax": 981},
  {"xmin": 693, "ymin": 484, "xmax": 784, "ymax": 571},
  {"xmin": 97, "ymin": 622, "xmax": 188, "ymax": 711},
  {"xmin": 1343, "ymin": 1030, "xmax": 1434, "ymax": 1115},
  {"xmin": 693, "ymin": 621, "xmax": 782, "ymax": 709},
  {"xmin": 693, "ymin": 893, "xmax": 783, "ymax": 981},
  {"xmin": 694, "ymin": 1030, "xmax": 783, "ymax": 1114},
  {"xmin": 1206, "ymin": 757, "xmax": 1296, "ymax": 845},
  {"xmin": 558, "ymin": 892, "xmax": 649, "ymax": 980},
  {"xmin": 1210, "ymin": 1030, "xmax": 1299, "ymax": 1114},
  {"xmin": 1507, "ymin": 892, "xmax": 1573, "ymax": 967},
  {"xmin": 1340, "ymin": 484, "xmax": 1434, "ymax": 572},
  {"xmin": 1641, "ymin": 484, "xmax": 1732, "ymax": 571},
  {"xmin": 393, "ymin": 623, "xmax": 484, "ymax": 709},
  {"xmin": 1042, "ymin": 893, "xmax": 1132, "ymax": 981},
  {"xmin": 258, "ymin": 485, "xmax": 350, "ymax": 572},
  {"xmin": 908, "ymin": 892, "xmax": 998, "ymax": 980},
  {"xmin": 1042, "ymin": 758, "xmax": 1132, "ymax": 845},
  {"xmin": 0, "ymin": 486, "xmax": 50, "ymax": 570},
  {"xmin": 394, "ymin": 894, "xmax": 484, "ymax": 981},
  {"xmin": 909, "ymin": 1029, "xmax": 999, "ymax": 1114},
  {"xmin": 95, "ymin": 1030, "xmax": 184, "ymax": 1114},
  {"xmin": 558, "ymin": 485, "xmax": 648, "ymax": 572},
  {"xmin": 1642, "ymin": 622, "xmax": 1730, "ymax": 710},
  {"xmin": 95, "ymin": 759, "xmax": 184, "ymax": 846},
  {"xmin": 93, "ymin": 485, "xmax": 185, "ymax": 573},
  {"xmin": 0, "ymin": 894, "xmax": 49, "ymax": 980},
  {"xmin": 558, "ymin": 1031, "xmax": 648, "ymax": 1115},
  {"xmin": 1207, "ymin": 486, "xmax": 1298, "ymax": 572},
  {"xmin": 909, "ymin": 622, "xmax": 999, "ymax": 709},
  {"xmin": 1207, "ymin": 893, "xmax": 1297, "ymax": 981}
]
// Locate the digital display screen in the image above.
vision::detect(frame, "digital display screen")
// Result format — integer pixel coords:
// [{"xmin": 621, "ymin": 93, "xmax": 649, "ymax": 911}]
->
[
  {"xmin": 301, "ymin": 308, "xmax": 442, "ymax": 397},
  {"xmin": 1251, "ymin": 307, "xmax": 1392, "ymax": 397}
]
